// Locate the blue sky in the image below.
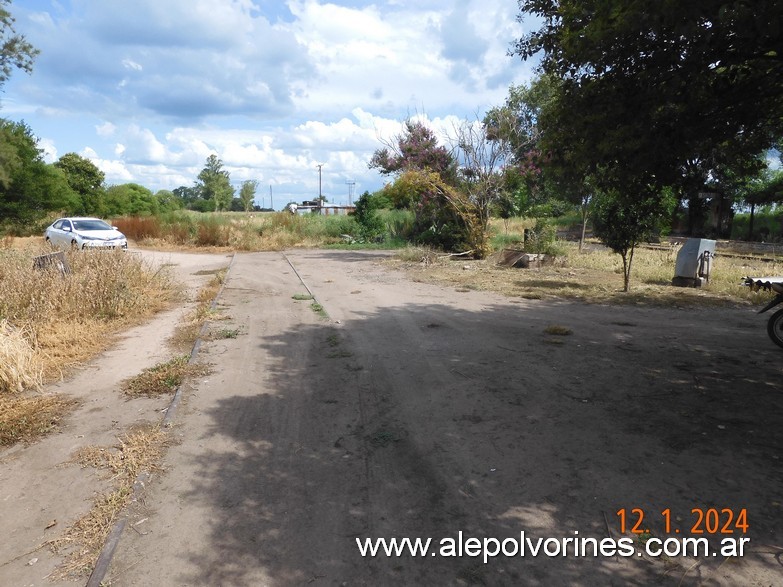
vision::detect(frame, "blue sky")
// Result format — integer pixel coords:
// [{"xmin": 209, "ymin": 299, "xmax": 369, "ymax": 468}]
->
[{"xmin": 3, "ymin": 0, "xmax": 537, "ymax": 207}]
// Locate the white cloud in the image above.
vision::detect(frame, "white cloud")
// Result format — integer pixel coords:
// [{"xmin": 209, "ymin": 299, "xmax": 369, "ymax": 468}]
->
[
  {"xmin": 121, "ymin": 58, "xmax": 143, "ymax": 72},
  {"xmin": 96, "ymin": 122, "xmax": 116, "ymax": 137},
  {"xmin": 8, "ymin": 0, "xmax": 536, "ymax": 204},
  {"xmin": 38, "ymin": 137, "xmax": 58, "ymax": 163}
]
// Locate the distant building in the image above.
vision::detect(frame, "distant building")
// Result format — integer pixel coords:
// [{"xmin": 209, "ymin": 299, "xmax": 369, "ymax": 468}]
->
[{"xmin": 287, "ymin": 200, "xmax": 355, "ymax": 216}]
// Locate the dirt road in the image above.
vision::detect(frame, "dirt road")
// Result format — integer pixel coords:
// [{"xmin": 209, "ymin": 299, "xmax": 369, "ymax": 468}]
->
[{"xmin": 105, "ymin": 250, "xmax": 781, "ymax": 586}]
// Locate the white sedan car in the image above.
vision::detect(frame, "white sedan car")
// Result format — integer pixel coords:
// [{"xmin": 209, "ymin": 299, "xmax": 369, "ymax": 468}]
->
[{"xmin": 44, "ymin": 217, "xmax": 128, "ymax": 250}]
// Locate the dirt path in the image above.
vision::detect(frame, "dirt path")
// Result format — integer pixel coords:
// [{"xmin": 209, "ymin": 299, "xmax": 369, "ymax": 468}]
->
[
  {"xmin": 105, "ymin": 250, "xmax": 781, "ymax": 586},
  {"xmin": 0, "ymin": 250, "xmax": 231, "ymax": 586}
]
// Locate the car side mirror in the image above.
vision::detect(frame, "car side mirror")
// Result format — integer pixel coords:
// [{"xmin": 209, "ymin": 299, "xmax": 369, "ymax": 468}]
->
[{"xmin": 64, "ymin": 226, "xmax": 71, "ymax": 232}]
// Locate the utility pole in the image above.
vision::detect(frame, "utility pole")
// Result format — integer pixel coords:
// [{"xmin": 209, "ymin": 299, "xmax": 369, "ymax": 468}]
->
[
  {"xmin": 269, "ymin": 184, "xmax": 273, "ymax": 210},
  {"xmin": 345, "ymin": 180, "xmax": 356, "ymax": 206},
  {"xmin": 316, "ymin": 164, "xmax": 323, "ymax": 203}
]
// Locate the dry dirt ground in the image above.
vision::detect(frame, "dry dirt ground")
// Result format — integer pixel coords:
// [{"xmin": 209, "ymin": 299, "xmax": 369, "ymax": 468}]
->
[{"xmin": 2, "ymin": 249, "xmax": 782, "ymax": 586}]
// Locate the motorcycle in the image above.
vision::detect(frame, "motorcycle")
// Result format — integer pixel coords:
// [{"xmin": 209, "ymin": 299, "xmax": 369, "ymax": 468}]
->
[{"xmin": 744, "ymin": 277, "xmax": 783, "ymax": 348}]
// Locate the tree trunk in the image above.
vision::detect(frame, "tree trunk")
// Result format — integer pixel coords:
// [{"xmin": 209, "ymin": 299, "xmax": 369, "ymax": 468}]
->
[
  {"xmin": 579, "ymin": 194, "xmax": 590, "ymax": 252},
  {"xmin": 621, "ymin": 251, "xmax": 629, "ymax": 292},
  {"xmin": 747, "ymin": 203, "xmax": 755, "ymax": 241},
  {"xmin": 620, "ymin": 245, "xmax": 636, "ymax": 292}
]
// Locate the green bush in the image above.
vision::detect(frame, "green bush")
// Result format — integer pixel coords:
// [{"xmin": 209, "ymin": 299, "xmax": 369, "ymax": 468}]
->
[
  {"xmin": 525, "ymin": 219, "xmax": 565, "ymax": 256},
  {"xmin": 353, "ymin": 192, "xmax": 385, "ymax": 240},
  {"xmin": 731, "ymin": 208, "xmax": 783, "ymax": 242},
  {"xmin": 382, "ymin": 209, "xmax": 415, "ymax": 241}
]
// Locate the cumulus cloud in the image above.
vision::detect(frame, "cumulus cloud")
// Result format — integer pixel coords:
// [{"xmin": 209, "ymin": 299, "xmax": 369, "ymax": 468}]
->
[
  {"xmin": 10, "ymin": 0, "xmax": 535, "ymax": 203},
  {"xmin": 20, "ymin": 0, "xmax": 313, "ymax": 120},
  {"xmin": 96, "ymin": 122, "xmax": 116, "ymax": 137}
]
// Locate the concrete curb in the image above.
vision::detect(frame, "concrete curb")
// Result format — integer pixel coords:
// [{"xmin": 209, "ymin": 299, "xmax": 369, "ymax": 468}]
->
[{"xmin": 85, "ymin": 252, "xmax": 237, "ymax": 587}]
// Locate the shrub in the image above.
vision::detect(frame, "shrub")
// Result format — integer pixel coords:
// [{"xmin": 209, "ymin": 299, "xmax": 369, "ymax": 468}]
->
[
  {"xmin": 112, "ymin": 216, "xmax": 162, "ymax": 240},
  {"xmin": 353, "ymin": 192, "xmax": 386, "ymax": 240},
  {"xmin": 525, "ymin": 219, "xmax": 565, "ymax": 256},
  {"xmin": 409, "ymin": 169, "xmax": 490, "ymax": 258},
  {"xmin": 195, "ymin": 217, "xmax": 231, "ymax": 246}
]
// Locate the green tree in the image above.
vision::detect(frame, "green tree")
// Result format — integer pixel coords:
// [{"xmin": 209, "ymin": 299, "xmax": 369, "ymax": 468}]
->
[
  {"xmin": 592, "ymin": 187, "xmax": 676, "ymax": 292},
  {"xmin": 54, "ymin": 152, "xmax": 106, "ymax": 216},
  {"xmin": 382, "ymin": 168, "xmax": 439, "ymax": 209},
  {"xmin": 488, "ymin": 75, "xmax": 593, "ymax": 247},
  {"xmin": 735, "ymin": 169, "xmax": 783, "ymax": 240},
  {"xmin": 0, "ymin": 120, "xmax": 76, "ymax": 228},
  {"xmin": 155, "ymin": 189, "xmax": 184, "ymax": 212},
  {"xmin": 105, "ymin": 183, "xmax": 159, "ymax": 216},
  {"xmin": 352, "ymin": 191, "xmax": 385, "ymax": 241},
  {"xmin": 197, "ymin": 154, "xmax": 234, "ymax": 212},
  {"xmin": 173, "ymin": 185, "xmax": 201, "ymax": 207},
  {"xmin": 239, "ymin": 180, "xmax": 258, "ymax": 212},
  {"xmin": 0, "ymin": 0, "xmax": 38, "ymax": 87},
  {"xmin": 405, "ymin": 168, "xmax": 490, "ymax": 258},
  {"xmin": 514, "ymin": 1, "xmax": 783, "ymax": 198}
]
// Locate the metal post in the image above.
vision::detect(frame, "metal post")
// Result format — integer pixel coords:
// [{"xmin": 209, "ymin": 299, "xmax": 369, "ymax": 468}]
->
[{"xmin": 317, "ymin": 164, "xmax": 323, "ymax": 202}]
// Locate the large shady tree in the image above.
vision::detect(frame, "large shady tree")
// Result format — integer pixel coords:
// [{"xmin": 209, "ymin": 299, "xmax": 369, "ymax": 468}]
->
[
  {"xmin": 513, "ymin": 1, "xmax": 783, "ymax": 287},
  {"xmin": 513, "ymin": 0, "xmax": 783, "ymax": 193}
]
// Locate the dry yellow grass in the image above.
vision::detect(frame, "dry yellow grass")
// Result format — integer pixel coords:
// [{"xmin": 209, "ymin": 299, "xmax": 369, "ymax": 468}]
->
[
  {"xmin": 126, "ymin": 212, "xmax": 356, "ymax": 253},
  {"xmin": 392, "ymin": 241, "xmax": 780, "ymax": 307},
  {"xmin": 0, "ymin": 320, "xmax": 43, "ymax": 393},
  {"xmin": 167, "ymin": 268, "xmax": 227, "ymax": 353},
  {"xmin": 0, "ymin": 393, "xmax": 77, "ymax": 446},
  {"xmin": 0, "ymin": 248, "xmax": 175, "ymax": 381},
  {"xmin": 0, "ymin": 244, "xmax": 176, "ymax": 445},
  {"xmin": 50, "ymin": 425, "xmax": 168, "ymax": 578}
]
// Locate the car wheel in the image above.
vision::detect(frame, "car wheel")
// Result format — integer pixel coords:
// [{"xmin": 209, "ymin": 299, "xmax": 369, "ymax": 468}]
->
[{"xmin": 71, "ymin": 239, "xmax": 79, "ymax": 250}]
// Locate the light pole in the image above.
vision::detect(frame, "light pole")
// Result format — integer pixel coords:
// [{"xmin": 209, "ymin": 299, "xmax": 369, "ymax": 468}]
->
[
  {"xmin": 316, "ymin": 164, "xmax": 323, "ymax": 203},
  {"xmin": 346, "ymin": 180, "xmax": 355, "ymax": 206}
]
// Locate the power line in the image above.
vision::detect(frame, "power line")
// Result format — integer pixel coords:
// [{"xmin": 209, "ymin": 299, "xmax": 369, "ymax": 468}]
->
[{"xmin": 345, "ymin": 180, "xmax": 356, "ymax": 205}]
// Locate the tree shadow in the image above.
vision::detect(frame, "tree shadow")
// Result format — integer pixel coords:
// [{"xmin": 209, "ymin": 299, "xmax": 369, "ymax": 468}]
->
[{"xmin": 179, "ymin": 286, "xmax": 783, "ymax": 586}]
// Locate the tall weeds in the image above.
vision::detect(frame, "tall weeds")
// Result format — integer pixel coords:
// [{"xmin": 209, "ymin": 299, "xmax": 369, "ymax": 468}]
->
[{"xmin": 0, "ymin": 248, "xmax": 174, "ymax": 392}]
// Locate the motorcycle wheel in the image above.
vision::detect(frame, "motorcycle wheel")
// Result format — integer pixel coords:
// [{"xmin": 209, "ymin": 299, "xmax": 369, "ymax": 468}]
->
[{"xmin": 767, "ymin": 309, "xmax": 783, "ymax": 349}]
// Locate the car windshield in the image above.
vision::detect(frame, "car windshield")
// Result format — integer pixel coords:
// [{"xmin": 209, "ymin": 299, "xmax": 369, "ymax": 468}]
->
[{"xmin": 72, "ymin": 219, "xmax": 113, "ymax": 231}]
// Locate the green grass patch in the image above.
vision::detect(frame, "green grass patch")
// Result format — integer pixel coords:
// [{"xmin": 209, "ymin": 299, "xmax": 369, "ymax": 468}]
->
[
  {"xmin": 310, "ymin": 302, "xmax": 328, "ymax": 319},
  {"xmin": 122, "ymin": 355, "xmax": 211, "ymax": 397}
]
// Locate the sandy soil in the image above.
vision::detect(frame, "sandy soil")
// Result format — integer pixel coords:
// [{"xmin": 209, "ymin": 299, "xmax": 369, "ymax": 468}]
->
[
  {"xmin": 90, "ymin": 250, "xmax": 782, "ymax": 586},
  {"xmin": 0, "ymin": 249, "xmax": 232, "ymax": 586}
]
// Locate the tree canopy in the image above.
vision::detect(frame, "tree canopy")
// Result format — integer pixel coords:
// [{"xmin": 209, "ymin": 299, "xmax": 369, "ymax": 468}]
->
[
  {"xmin": 369, "ymin": 120, "xmax": 457, "ymax": 184},
  {"xmin": 514, "ymin": 1, "xmax": 783, "ymax": 193},
  {"xmin": 0, "ymin": 0, "xmax": 38, "ymax": 88},
  {"xmin": 197, "ymin": 154, "xmax": 234, "ymax": 212},
  {"xmin": 239, "ymin": 180, "xmax": 258, "ymax": 212},
  {"xmin": 54, "ymin": 152, "xmax": 106, "ymax": 215},
  {"xmin": 0, "ymin": 120, "xmax": 76, "ymax": 227}
]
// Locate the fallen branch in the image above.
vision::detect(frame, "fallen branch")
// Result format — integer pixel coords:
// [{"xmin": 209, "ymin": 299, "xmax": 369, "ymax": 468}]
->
[{"xmin": 438, "ymin": 250, "xmax": 474, "ymax": 258}]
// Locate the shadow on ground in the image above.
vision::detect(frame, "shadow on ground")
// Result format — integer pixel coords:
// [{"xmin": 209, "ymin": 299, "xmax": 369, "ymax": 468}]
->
[{"xmin": 180, "ymin": 290, "xmax": 783, "ymax": 586}]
